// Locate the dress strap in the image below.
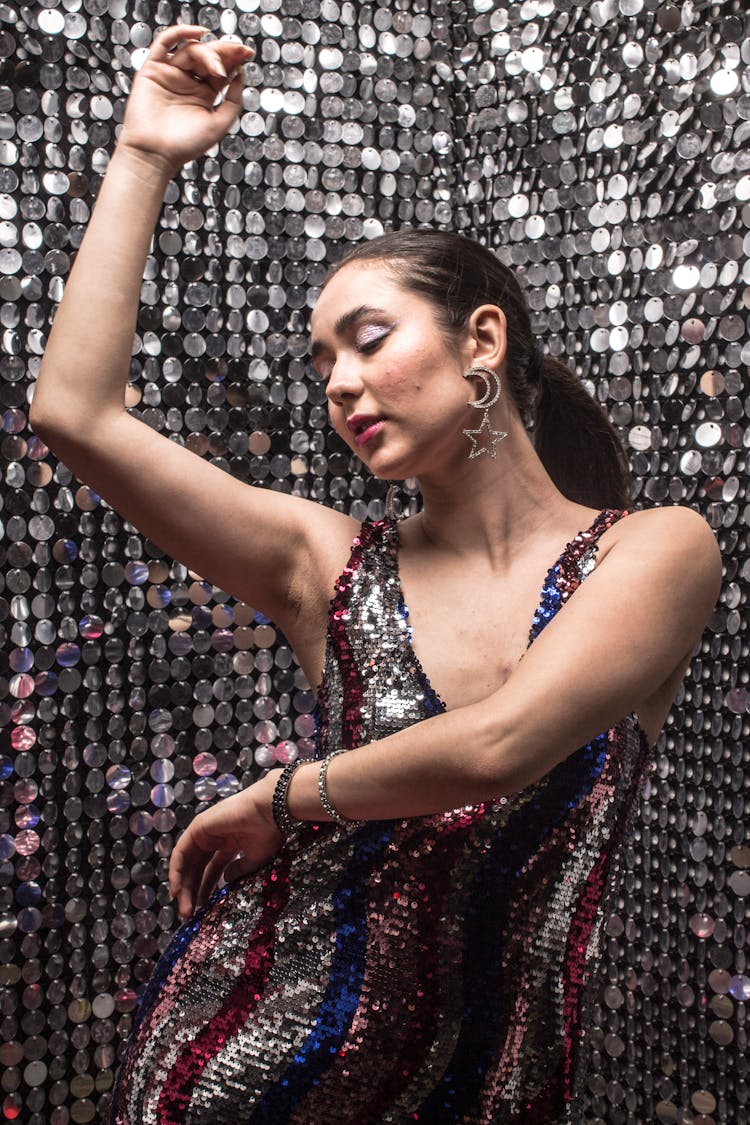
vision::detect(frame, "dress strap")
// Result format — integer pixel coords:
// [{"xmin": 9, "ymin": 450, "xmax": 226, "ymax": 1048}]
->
[
  {"xmin": 327, "ymin": 519, "xmax": 397, "ymax": 611},
  {"xmin": 528, "ymin": 508, "xmax": 629, "ymax": 643}
]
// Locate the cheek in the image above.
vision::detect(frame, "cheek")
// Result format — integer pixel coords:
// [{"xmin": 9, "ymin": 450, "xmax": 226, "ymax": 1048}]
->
[{"xmin": 382, "ymin": 339, "xmax": 446, "ymax": 397}]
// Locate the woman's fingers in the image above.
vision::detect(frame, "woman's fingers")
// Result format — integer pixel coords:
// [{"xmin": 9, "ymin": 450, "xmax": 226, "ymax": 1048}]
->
[
  {"xmin": 222, "ymin": 853, "xmax": 268, "ymax": 882},
  {"xmin": 174, "ymin": 850, "xmax": 258, "ymax": 920},
  {"xmin": 194, "ymin": 851, "xmax": 231, "ymax": 911},
  {"xmin": 168, "ymin": 826, "xmax": 209, "ymax": 911},
  {"xmin": 147, "ymin": 24, "xmax": 207, "ymax": 62},
  {"xmin": 149, "ymin": 27, "xmax": 253, "ymax": 87},
  {"xmin": 211, "ymin": 70, "xmax": 246, "ymax": 127},
  {"xmin": 168, "ymin": 781, "xmax": 284, "ymax": 919},
  {"xmin": 122, "ymin": 28, "xmax": 253, "ymax": 167},
  {"xmin": 167, "ymin": 42, "xmax": 228, "ymax": 88},
  {"xmin": 169, "ymin": 808, "xmax": 238, "ymax": 916}
]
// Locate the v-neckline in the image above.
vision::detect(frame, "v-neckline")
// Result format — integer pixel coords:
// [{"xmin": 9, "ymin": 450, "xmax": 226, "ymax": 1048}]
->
[{"xmin": 392, "ymin": 509, "xmax": 620, "ymax": 715}]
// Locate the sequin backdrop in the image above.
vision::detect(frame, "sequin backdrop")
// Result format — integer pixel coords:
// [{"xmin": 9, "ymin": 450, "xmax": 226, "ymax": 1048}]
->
[{"xmin": 1, "ymin": 0, "xmax": 748, "ymax": 1122}]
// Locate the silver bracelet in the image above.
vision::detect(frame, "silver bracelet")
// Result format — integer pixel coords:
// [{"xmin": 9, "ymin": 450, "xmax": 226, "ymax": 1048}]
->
[
  {"xmin": 271, "ymin": 760, "xmax": 304, "ymax": 838},
  {"xmin": 318, "ymin": 750, "xmax": 365, "ymax": 828}
]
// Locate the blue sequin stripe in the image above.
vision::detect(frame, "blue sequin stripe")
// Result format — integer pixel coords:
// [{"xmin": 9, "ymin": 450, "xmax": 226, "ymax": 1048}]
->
[
  {"xmin": 412, "ymin": 733, "xmax": 610, "ymax": 1123},
  {"xmin": 247, "ymin": 824, "xmax": 395, "ymax": 1124},
  {"xmin": 529, "ymin": 563, "xmax": 564, "ymax": 640}
]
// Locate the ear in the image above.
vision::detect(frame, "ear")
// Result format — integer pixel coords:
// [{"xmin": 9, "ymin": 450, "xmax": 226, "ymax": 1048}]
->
[{"xmin": 466, "ymin": 304, "xmax": 507, "ymax": 370}]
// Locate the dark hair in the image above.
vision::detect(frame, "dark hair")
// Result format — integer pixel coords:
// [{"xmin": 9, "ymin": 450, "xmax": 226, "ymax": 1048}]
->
[{"xmin": 326, "ymin": 230, "xmax": 632, "ymax": 510}]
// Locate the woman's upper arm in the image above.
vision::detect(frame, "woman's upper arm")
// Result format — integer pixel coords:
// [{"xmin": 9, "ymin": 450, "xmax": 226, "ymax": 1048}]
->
[
  {"xmin": 483, "ymin": 506, "xmax": 723, "ymax": 792},
  {"xmin": 31, "ymin": 409, "xmax": 357, "ymax": 626}
]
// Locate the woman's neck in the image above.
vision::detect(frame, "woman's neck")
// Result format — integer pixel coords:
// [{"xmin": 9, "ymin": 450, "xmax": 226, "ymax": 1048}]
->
[{"xmin": 406, "ymin": 420, "xmax": 589, "ymax": 566}]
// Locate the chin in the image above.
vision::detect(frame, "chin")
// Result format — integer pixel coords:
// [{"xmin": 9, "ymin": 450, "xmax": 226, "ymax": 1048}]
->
[{"xmin": 362, "ymin": 448, "xmax": 418, "ymax": 482}]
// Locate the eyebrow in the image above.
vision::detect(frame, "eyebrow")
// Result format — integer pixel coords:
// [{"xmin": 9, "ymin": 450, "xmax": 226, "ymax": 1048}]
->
[{"xmin": 310, "ymin": 305, "xmax": 390, "ymax": 361}]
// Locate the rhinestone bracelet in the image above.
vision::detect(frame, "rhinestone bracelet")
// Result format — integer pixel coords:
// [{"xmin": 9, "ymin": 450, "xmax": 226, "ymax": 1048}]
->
[
  {"xmin": 317, "ymin": 749, "xmax": 365, "ymax": 828},
  {"xmin": 271, "ymin": 760, "xmax": 304, "ymax": 838}
]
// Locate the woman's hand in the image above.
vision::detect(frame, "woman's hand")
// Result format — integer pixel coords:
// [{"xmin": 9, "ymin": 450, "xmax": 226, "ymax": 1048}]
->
[
  {"xmin": 119, "ymin": 24, "xmax": 254, "ymax": 177},
  {"xmin": 168, "ymin": 770, "xmax": 284, "ymax": 921}
]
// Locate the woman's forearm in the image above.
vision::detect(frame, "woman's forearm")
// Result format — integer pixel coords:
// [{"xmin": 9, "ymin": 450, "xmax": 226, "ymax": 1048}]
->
[
  {"xmin": 30, "ymin": 147, "xmax": 173, "ymax": 430},
  {"xmin": 33, "ymin": 31, "xmax": 253, "ymax": 434},
  {"xmin": 286, "ymin": 701, "xmax": 505, "ymax": 824}
]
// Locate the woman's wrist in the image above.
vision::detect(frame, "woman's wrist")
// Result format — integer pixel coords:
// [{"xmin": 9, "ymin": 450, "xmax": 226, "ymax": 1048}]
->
[
  {"xmin": 285, "ymin": 760, "xmax": 331, "ymax": 824},
  {"xmin": 282, "ymin": 756, "xmax": 366, "ymax": 829},
  {"xmin": 269, "ymin": 760, "xmax": 305, "ymax": 837},
  {"xmin": 109, "ymin": 142, "xmax": 178, "ymax": 188},
  {"xmin": 317, "ymin": 751, "xmax": 365, "ymax": 827}
]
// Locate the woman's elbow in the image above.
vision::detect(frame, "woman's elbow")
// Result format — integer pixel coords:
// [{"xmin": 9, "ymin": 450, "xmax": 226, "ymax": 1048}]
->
[
  {"xmin": 28, "ymin": 403, "xmax": 57, "ymax": 445},
  {"xmin": 468, "ymin": 702, "xmax": 521, "ymax": 797},
  {"xmin": 29, "ymin": 382, "xmax": 95, "ymax": 441}
]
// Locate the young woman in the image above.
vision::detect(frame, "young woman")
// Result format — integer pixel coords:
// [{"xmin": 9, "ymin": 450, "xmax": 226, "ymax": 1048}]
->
[{"xmin": 32, "ymin": 28, "xmax": 722, "ymax": 1124}]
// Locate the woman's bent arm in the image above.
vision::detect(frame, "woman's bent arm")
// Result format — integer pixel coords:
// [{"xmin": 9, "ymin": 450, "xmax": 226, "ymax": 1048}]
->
[
  {"xmin": 168, "ymin": 505, "xmax": 722, "ymax": 917},
  {"xmin": 298, "ymin": 507, "xmax": 722, "ymax": 815}
]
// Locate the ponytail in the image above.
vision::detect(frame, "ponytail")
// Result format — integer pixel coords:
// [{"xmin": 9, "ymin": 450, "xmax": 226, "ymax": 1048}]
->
[{"xmin": 532, "ymin": 356, "xmax": 632, "ymax": 510}]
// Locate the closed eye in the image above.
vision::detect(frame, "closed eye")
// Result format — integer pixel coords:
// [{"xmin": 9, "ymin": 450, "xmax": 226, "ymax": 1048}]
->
[
  {"xmin": 311, "ymin": 320, "xmax": 397, "ymax": 380},
  {"xmin": 355, "ymin": 324, "xmax": 395, "ymax": 353}
]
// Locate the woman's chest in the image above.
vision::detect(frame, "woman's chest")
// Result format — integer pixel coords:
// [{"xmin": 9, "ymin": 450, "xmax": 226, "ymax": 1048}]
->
[{"xmin": 397, "ymin": 574, "xmax": 544, "ymax": 710}]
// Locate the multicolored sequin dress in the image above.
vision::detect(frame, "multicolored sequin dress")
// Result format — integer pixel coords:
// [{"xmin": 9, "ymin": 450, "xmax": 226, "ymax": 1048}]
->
[{"xmin": 111, "ymin": 507, "xmax": 653, "ymax": 1124}]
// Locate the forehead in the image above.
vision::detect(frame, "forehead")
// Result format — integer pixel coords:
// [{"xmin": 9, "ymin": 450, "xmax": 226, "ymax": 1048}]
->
[{"xmin": 310, "ymin": 262, "xmax": 410, "ymax": 331}]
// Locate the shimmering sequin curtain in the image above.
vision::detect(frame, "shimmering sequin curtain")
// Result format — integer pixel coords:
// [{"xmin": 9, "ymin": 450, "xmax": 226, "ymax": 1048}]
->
[{"xmin": 1, "ymin": 1, "xmax": 748, "ymax": 1121}]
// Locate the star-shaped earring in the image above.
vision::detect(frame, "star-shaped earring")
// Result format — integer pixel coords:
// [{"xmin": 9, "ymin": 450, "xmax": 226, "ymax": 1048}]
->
[{"xmin": 463, "ymin": 414, "xmax": 508, "ymax": 460}]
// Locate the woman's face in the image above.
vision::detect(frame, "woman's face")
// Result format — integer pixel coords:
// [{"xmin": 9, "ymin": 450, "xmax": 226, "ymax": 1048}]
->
[{"xmin": 310, "ymin": 262, "xmax": 474, "ymax": 481}]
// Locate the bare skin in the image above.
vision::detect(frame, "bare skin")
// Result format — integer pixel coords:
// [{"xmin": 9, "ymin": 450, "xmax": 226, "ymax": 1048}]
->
[{"xmin": 31, "ymin": 28, "xmax": 724, "ymax": 921}]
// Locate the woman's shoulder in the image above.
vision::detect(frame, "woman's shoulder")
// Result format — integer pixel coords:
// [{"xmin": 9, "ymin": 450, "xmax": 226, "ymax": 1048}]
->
[
  {"xmin": 614, "ymin": 503, "xmax": 718, "ymax": 542},
  {"xmin": 600, "ymin": 504, "xmax": 722, "ymax": 587}
]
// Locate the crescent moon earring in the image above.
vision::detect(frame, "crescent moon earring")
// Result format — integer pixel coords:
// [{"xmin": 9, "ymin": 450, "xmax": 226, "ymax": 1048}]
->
[{"xmin": 462, "ymin": 364, "xmax": 508, "ymax": 460}]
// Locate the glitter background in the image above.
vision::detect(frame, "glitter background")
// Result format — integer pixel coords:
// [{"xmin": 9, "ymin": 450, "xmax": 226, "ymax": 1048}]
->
[{"xmin": 1, "ymin": 1, "xmax": 748, "ymax": 1122}]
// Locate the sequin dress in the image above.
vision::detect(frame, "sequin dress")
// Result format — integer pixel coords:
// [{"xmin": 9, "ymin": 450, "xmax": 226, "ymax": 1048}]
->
[{"xmin": 111, "ymin": 507, "xmax": 653, "ymax": 1125}]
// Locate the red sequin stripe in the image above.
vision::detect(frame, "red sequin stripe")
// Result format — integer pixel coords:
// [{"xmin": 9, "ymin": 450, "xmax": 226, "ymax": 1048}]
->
[
  {"xmin": 156, "ymin": 855, "xmax": 293, "ymax": 1123},
  {"xmin": 329, "ymin": 599, "xmax": 364, "ymax": 750},
  {"xmin": 556, "ymin": 509, "xmax": 629, "ymax": 599}
]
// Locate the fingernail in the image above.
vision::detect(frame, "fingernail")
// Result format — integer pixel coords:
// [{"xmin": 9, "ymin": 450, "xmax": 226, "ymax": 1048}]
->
[{"xmin": 211, "ymin": 61, "xmax": 227, "ymax": 78}]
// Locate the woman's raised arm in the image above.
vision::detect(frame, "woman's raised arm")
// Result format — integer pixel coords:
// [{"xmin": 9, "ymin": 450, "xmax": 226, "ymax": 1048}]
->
[{"xmin": 30, "ymin": 27, "xmax": 356, "ymax": 634}]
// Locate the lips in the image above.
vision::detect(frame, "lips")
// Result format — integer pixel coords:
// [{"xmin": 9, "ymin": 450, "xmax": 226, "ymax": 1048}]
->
[{"xmin": 347, "ymin": 414, "xmax": 386, "ymax": 447}]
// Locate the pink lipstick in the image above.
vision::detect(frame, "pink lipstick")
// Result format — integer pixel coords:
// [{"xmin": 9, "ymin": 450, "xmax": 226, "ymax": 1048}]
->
[{"xmin": 347, "ymin": 415, "xmax": 386, "ymax": 447}]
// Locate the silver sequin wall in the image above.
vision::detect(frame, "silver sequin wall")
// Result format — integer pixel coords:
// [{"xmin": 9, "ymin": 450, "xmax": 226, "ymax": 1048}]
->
[{"xmin": 0, "ymin": 0, "xmax": 748, "ymax": 1121}]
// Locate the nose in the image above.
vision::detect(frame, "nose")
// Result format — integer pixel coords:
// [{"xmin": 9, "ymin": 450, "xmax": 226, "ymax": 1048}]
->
[{"xmin": 325, "ymin": 356, "xmax": 364, "ymax": 405}]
